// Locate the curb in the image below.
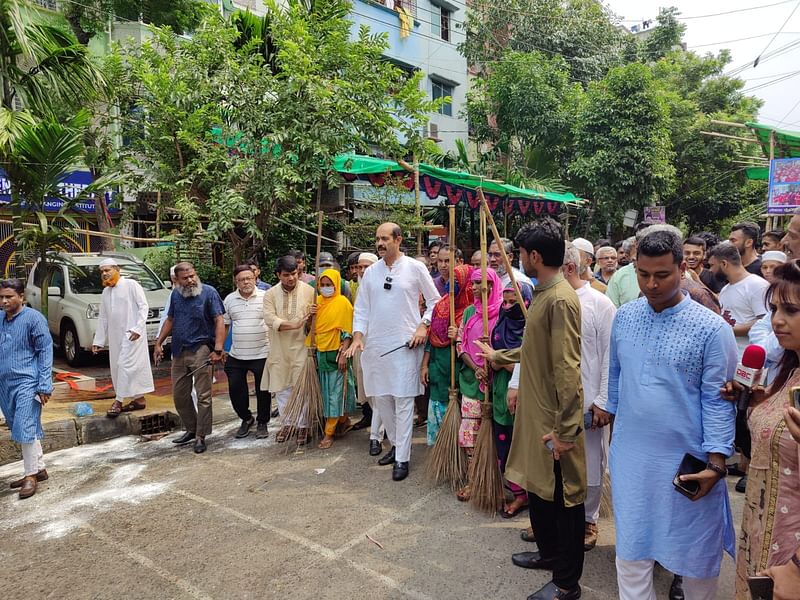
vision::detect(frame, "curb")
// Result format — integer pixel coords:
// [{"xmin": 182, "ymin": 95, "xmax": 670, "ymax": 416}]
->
[{"xmin": 0, "ymin": 400, "xmax": 239, "ymax": 466}]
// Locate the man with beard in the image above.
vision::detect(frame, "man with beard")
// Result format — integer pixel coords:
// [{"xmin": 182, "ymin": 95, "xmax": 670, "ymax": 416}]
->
[
  {"xmin": 728, "ymin": 222, "xmax": 763, "ymax": 277},
  {"xmin": 488, "ymin": 237, "xmax": 533, "ymax": 288},
  {"xmin": 154, "ymin": 262, "xmax": 225, "ymax": 454},
  {"xmin": 683, "ymin": 236, "xmax": 724, "ymax": 294},
  {"xmin": 606, "ymin": 236, "xmax": 641, "ymax": 308},
  {"xmin": 594, "ymin": 246, "xmax": 618, "ymax": 285},
  {"xmin": 346, "ymin": 223, "xmax": 440, "ymax": 481},
  {"xmin": 432, "ymin": 244, "xmax": 463, "ymax": 296},
  {"xmin": 92, "ymin": 258, "xmax": 155, "ymax": 418}
]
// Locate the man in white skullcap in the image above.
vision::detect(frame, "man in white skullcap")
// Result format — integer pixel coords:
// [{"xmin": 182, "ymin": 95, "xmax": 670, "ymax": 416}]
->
[
  {"xmin": 92, "ymin": 258, "xmax": 155, "ymax": 417},
  {"xmin": 572, "ymin": 237, "xmax": 607, "ymax": 293}
]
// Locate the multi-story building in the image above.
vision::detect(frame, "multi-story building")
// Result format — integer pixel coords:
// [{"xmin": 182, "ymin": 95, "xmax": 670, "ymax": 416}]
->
[{"xmin": 349, "ymin": 0, "xmax": 469, "ymax": 154}]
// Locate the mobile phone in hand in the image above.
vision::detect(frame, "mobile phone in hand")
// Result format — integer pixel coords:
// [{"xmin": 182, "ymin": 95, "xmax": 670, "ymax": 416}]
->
[
  {"xmin": 747, "ymin": 575, "xmax": 773, "ymax": 599},
  {"xmin": 584, "ymin": 410, "xmax": 593, "ymax": 431},
  {"xmin": 673, "ymin": 453, "xmax": 706, "ymax": 499},
  {"xmin": 790, "ymin": 386, "xmax": 800, "ymax": 410}
]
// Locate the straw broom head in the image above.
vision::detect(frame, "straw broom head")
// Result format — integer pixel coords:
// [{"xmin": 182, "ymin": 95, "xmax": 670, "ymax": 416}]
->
[
  {"xmin": 468, "ymin": 401, "xmax": 504, "ymax": 513},
  {"xmin": 279, "ymin": 348, "xmax": 324, "ymax": 451},
  {"xmin": 425, "ymin": 391, "xmax": 467, "ymax": 490}
]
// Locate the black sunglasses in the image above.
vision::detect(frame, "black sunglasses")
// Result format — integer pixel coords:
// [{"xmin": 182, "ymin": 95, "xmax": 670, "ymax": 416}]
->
[{"xmin": 384, "ymin": 276, "xmax": 393, "ymax": 290}]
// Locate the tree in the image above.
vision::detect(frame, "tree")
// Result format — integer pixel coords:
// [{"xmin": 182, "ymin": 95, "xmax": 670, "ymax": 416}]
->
[
  {"xmin": 570, "ymin": 63, "xmax": 676, "ymax": 231},
  {"xmin": 3, "ymin": 111, "xmax": 119, "ymax": 315},
  {"xmin": 112, "ymin": 1, "xmax": 435, "ymax": 263}
]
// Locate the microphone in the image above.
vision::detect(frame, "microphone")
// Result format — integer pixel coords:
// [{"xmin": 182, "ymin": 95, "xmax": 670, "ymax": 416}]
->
[{"xmin": 735, "ymin": 344, "xmax": 766, "ymax": 412}]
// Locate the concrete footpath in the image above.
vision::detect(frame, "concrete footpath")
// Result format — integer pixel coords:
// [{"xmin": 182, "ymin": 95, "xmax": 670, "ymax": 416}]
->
[{"xmin": 0, "ymin": 422, "xmax": 740, "ymax": 600}]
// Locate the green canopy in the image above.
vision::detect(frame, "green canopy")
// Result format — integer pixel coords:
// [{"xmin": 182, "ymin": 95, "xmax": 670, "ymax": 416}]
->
[
  {"xmin": 745, "ymin": 166, "xmax": 769, "ymax": 181},
  {"xmin": 746, "ymin": 122, "xmax": 800, "ymax": 159}
]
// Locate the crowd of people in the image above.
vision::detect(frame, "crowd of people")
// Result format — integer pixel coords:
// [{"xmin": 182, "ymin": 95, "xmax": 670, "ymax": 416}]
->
[{"xmin": 3, "ymin": 213, "xmax": 800, "ymax": 600}]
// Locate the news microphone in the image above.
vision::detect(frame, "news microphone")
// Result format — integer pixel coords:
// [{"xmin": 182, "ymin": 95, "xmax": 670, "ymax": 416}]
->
[{"xmin": 735, "ymin": 344, "xmax": 766, "ymax": 412}]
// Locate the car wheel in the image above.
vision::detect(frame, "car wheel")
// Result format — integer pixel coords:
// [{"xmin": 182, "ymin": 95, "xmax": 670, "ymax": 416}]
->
[{"xmin": 61, "ymin": 321, "xmax": 88, "ymax": 367}]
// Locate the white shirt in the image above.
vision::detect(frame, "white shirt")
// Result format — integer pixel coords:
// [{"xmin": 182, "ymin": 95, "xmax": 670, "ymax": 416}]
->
[
  {"xmin": 575, "ymin": 282, "xmax": 616, "ymax": 411},
  {"xmin": 500, "ymin": 267, "xmax": 533, "ymax": 289},
  {"xmin": 223, "ymin": 288, "xmax": 268, "ymax": 360},
  {"xmin": 719, "ymin": 275, "xmax": 769, "ymax": 327},
  {"xmin": 353, "ymin": 254, "xmax": 441, "ymax": 398}
]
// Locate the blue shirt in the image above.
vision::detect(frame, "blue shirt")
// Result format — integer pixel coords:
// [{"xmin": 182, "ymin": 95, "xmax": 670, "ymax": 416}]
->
[
  {"xmin": 167, "ymin": 284, "xmax": 225, "ymax": 357},
  {"xmin": 0, "ymin": 306, "xmax": 53, "ymax": 395},
  {"xmin": 256, "ymin": 279, "xmax": 271, "ymax": 291},
  {"xmin": 607, "ymin": 293, "xmax": 737, "ymax": 578}
]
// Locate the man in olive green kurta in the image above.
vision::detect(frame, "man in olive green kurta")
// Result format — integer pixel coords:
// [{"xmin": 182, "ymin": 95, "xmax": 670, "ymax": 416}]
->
[{"xmin": 491, "ymin": 219, "xmax": 586, "ymax": 600}]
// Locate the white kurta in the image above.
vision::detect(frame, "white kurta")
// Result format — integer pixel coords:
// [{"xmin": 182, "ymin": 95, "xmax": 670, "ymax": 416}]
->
[
  {"xmin": 93, "ymin": 277, "xmax": 155, "ymax": 399},
  {"xmin": 575, "ymin": 281, "xmax": 616, "ymax": 488},
  {"xmin": 353, "ymin": 255, "xmax": 441, "ymax": 398}
]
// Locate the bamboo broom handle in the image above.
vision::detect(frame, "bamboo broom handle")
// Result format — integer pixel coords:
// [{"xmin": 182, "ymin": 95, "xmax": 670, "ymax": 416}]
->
[
  {"xmin": 309, "ymin": 183, "xmax": 324, "ymax": 351},
  {"xmin": 479, "ymin": 202, "xmax": 490, "ymax": 406},
  {"xmin": 449, "ymin": 205, "xmax": 456, "ymax": 391},
  {"xmin": 478, "ymin": 189, "xmax": 528, "ymax": 319}
]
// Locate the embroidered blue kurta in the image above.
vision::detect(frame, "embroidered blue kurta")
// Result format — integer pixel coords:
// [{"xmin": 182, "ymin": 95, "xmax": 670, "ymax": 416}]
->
[
  {"xmin": 0, "ymin": 307, "xmax": 53, "ymax": 443},
  {"xmin": 607, "ymin": 293, "xmax": 738, "ymax": 579}
]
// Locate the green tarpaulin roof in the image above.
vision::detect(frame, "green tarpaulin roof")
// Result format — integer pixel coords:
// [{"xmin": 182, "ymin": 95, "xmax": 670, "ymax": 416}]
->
[
  {"xmin": 746, "ymin": 122, "xmax": 800, "ymax": 159},
  {"xmin": 746, "ymin": 166, "xmax": 769, "ymax": 181},
  {"xmin": 333, "ymin": 154, "xmax": 584, "ymax": 204}
]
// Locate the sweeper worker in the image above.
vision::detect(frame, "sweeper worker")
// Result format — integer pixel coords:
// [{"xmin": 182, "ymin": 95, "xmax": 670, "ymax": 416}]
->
[
  {"xmin": 92, "ymin": 258, "xmax": 155, "ymax": 418},
  {"xmin": 260, "ymin": 255, "xmax": 317, "ymax": 445},
  {"xmin": 154, "ymin": 261, "xmax": 225, "ymax": 455},
  {"xmin": 346, "ymin": 223, "xmax": 441, "ymax": 482}
]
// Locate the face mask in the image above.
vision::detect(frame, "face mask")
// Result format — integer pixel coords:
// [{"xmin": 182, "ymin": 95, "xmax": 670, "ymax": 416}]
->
[{"xmin": 319, "ymin": 286, "xmax": 335, "ymax": 298}]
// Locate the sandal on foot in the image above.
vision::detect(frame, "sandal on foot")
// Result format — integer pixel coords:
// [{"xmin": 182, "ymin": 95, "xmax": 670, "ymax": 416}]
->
[
  {"xmin": 106, "ymin": 400, "xmax": 123, "ymax": 418},
  {"xmin": 121, "ymin": 399, "xmax": 146, "ymax": 412},
  {"xmin": 275, "ymin": 427, "xmax": 290, "ymax": 443},
  {"xmin": 334, "ymin": 422, "xmax": 353, "ymax": 438},
  {"xmin": 500, "ymin": 499, "xmax": 529, "ymax": 519},
  {"xmin": 456, "ymin": 485, "xmax": 471, "ymax": 502},
  {"xmin": 318, "ymin": 436, "xmax": 334, "ymax": 449},
  {"xmin": 297, "ymin": 429, "xmax": 310, "ymax": 446}
]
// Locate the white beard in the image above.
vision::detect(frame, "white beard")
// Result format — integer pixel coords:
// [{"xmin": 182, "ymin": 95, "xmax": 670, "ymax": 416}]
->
[{"xmin": 177, "ymin": 280, "xmax": 203, "ymax": 298}]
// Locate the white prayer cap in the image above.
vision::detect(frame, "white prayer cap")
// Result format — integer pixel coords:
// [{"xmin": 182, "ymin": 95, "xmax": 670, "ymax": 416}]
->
[
  {"xmin": 99, "ymin": 257, "xmax": 118, "ymax": 267},
  {"xmin": 762, "ymin": 250, "xmax": 787, "ymax": 264},
  {"xmin": 571, "ymin": 238, "xmax": 594, "ymax": 256},
  {"xmin": 359, "ymin": 252, "xmax": 379, "ymax": 264}
]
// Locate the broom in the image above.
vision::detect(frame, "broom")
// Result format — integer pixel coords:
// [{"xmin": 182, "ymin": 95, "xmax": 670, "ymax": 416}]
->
[
  {"xmin": 426, "ymin": 205, "xmax": 468, "ymax": 490},
  {"xmin": 279, "ymin": 184, "xmax": 325, "ymax": 449},
  {"xmin": 469, "ymin": 199, "xmax": 504, "ymax": 514}
]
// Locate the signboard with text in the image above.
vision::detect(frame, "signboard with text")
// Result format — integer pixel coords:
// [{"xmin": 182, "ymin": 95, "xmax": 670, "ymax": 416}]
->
[
  {"xmin": 767, "ymin": 158, "xmax": 800, "ymax": 215},
  {"xmin": 0, "ymin": 168, "xmax": 120, "ymax": 214},
  {"xmin": 643, "ymin": 206, "xmax": 666, "ymax": 224}
]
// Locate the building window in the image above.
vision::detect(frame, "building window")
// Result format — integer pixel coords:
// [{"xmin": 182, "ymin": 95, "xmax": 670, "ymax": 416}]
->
[
  {"xmin": 33, "ymin": 0, "xmax": 59, "ymax": 10},
  {"xmin": 432, "ymin": 80, "xmax": 453, "ymax": 117},
  {"xmin": 431, "ymin": 4, "xmax": 451, "ymax": 41}
]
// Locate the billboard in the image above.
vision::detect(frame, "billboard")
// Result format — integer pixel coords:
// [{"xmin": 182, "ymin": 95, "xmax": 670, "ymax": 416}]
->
[
  {"xmin": 643, "ymin": 206, "xmax": 666, "ymax": 224},
  {"xmin": 767, "ymin": 158, "xmax": 800, "ymax": 215},
  {"xmin": 0, "ymin": 168, "xmax": 120, "ymax": 214}
]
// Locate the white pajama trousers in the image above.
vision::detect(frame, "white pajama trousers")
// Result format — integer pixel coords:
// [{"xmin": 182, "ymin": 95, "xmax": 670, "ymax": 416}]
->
[
  {"xmin": 375, "ymin": 395, "xmax": 414, "ymax": 462},
  {"xmin": 22, "ymin": 440, "xmax": 45, "ymax": 476},
  {"xmin": 585, "ymin": 484, "xmax": 602, "ymax": 524},
  {"xmin": 276, "ymin": 387, "xmax": 307, "ymax": 428},
  {"xmin": 616, "ymin": 558, "xmax": 718, "ymax": 600},
  {"xmin": 368, "ymin": 396, "xmax": 385, "ymax": 442}
]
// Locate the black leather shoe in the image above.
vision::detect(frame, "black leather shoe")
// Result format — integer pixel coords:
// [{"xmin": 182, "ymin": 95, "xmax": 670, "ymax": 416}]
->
[
  {"xmin": 352, "ymin": 415, "xmax": 371, "ymax": 430},
  {"xmin": 369, "ymin": 439, "xmax": 382, "ymax": 456},
  {"xmin": 512, "ymin": 551, "xmax": 556, "ymax": 570},
  {"xmin": 735, "ymin": 475, "xmax": 747, "ymax": 494},
  {"xmin": 392, "ymin": 461, "xmax": 409, "ymax": 481},
  {"xmin": 172, "ymin": 431, "xmax": 196, "ymax": 445},
  {"xmin": 235, "ymin": 417, "xmax": 255, "ymax": 439},
  {"xmin": 255, "ymin": 423, "xmax": 269, "ymax": 439},
  {"xmin": 669, "ymin": 575, "xmax": 685, "ymax": 600},
  {"xmin": 377, "ymin": 446, "xmax": 396, "ymax": 466},
  {"xmin": 193, "ymin": 437, "xmax": 207, "ymax": 454},
  {"xmin": 527, "ymin": 581, "xmax": 581, "ymax": 600}
]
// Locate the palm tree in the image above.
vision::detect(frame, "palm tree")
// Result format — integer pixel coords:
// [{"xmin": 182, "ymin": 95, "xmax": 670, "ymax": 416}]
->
[
  {"xmin": 0, "ymin": 0, "xmax": 105, "ymax": 116},
  {"xmin": 4, "ymin": 111, "xmax": 120, "ymax": 316}
]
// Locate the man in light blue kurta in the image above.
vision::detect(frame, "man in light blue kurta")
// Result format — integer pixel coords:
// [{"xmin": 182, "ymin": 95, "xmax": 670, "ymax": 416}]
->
[{"xmin": 607, "ymin": 227, "xmax": 738, "ymax": 600}]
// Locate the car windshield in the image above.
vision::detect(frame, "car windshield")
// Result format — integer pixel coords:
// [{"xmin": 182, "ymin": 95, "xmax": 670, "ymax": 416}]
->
[{"xmin": 69, "ymin": 263, "xmax": 164, "ymax": 293}]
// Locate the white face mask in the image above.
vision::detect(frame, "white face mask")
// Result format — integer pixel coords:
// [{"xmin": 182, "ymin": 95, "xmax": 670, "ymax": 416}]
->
[{"xmin": 319, "ymin": 286, "xmax": 335, "ymax": 298}]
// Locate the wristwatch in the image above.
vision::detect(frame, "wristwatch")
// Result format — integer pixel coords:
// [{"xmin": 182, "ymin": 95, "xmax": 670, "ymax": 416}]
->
[
  {"xmin": 421, "ymin": 318, "xmax": 431, "ymax": 327},
  {"xmin": 706, "ymin": 462, "xmax": 726, "ymax": 478}
]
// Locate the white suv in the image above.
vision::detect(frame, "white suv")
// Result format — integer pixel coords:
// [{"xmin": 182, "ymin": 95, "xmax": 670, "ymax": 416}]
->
[{"xmin": 25, "ymin": 252, "xmax": 172, "ymax": 366}]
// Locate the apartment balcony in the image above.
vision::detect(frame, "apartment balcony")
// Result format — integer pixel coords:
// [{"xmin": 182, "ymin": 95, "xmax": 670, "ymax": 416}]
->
[{"xmin": 351, "ymin": 0, "xmax": 423, "ymax": 66}]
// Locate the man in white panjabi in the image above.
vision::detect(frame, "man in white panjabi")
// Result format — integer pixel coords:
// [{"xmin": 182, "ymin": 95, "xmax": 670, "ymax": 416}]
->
[
  {"xmin": 92, "ymin": 258, "xmax": 155, "ymax": 417},
  {"xmin": 260, "ymin": 254, "xmax": 316, "ymax": 444},
  {"xmin": 562, "ymin": 242, "xmax": 616, "ymax": 551},
  {"xmin": 347, "ymin": 223, "xmax": 441, "ymax": 481}
]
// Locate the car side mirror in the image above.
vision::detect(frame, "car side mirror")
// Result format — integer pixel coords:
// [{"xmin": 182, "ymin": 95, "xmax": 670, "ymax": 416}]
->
[
  {"xmin": 163, "ymin": 280, "xmax": 173, "ymax": 289},
  {"xmin": 47, "ymin": 286, "xmax": 62, "ymax": 297}
]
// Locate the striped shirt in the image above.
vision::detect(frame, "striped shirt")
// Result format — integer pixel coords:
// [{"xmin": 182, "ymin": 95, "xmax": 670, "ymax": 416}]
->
[{"xmin": 223, "ymin": 288, "xmax": 269, "ymax": 360}]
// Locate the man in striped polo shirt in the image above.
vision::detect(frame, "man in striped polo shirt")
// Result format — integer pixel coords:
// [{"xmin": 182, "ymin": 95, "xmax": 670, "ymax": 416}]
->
[{"xmin": 223, "ymin": 265, "xmax": 271, "ymax": 439}]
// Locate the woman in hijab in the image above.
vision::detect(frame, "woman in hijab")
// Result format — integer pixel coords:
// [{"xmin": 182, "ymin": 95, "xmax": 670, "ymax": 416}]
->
[
  {"xmin": 422, "ymin": 265, "xmax": 474, "ymax": 445},
  {"xmin": 310, "ymin": 269, "xmax": 357, "ymax": 449},
  {"xmin": 491, "ymin": 282, "xmax": 534, "ymax": 518},
  {"xmin": 454, "ymin": 267, "xmax": 503, "ymax": 501}
]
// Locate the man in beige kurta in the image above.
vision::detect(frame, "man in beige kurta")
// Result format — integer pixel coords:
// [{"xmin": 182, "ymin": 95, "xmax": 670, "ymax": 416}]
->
[
  {"xmin": 260, "ymin": 256, "xmax": 316, "ymax": 434},
  {"xmin": 492, "ymin": 218, "xmax": 586, "ymax": 600}
]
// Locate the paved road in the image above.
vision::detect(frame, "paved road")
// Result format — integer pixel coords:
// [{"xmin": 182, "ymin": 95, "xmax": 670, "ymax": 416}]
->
[{"xmin": 0, "ymin": 421, "xmax": 741, "ymax": 600}]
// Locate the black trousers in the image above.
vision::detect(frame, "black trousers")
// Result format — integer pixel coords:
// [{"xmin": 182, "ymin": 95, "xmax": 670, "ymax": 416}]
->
[
  {"xmin": 224, "ymin": 356, "xmax": 271, "ymax": 424},
  {"xmin": 527, "ymin": 461, "xmax": 585, "ymax": 591},
  {"xmin": 735, "ymin": 408, "xmax": 751, "ymax": 459},
  {"xmin": 362, "ymin": 400, "xmax": 373, "ymax": 420}
]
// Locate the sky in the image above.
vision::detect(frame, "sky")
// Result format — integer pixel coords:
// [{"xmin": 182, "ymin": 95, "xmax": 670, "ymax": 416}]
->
[{"xmin": 605, "ymin": 0, "xmax": 800, "ymax": 129}]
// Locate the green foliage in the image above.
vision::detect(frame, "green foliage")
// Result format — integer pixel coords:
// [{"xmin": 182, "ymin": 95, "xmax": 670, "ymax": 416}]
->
[
  {"xmin": 111, "ymin": 1, "xmax": 434, "ymax": 263},
  {"xmin": 570, "ymin": 63, "xmax": 675, "ymax": 227},
  {"xmin": 640, "ymin": 7, "xmax": 686, "ymax": 62}
]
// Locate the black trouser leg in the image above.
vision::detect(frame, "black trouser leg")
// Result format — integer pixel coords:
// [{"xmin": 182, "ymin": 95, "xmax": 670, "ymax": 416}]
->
[
  {"xmin": 735, "ymin": 408, "xmax": 751, "ymax": 459},
  {"xmin": 362, "ymin": 400, "xmax": 373, "ymax": 419},
  {"xmin": 527, "ymin": 461, "xmax": 585, "ymax": 590},
  {"xmin": 224, "ymin": 356, "xmax": 252, "ymax": 422},
  {"xmin": 248, "ymin": 358, "xmax": 270, "ymax": 424}
]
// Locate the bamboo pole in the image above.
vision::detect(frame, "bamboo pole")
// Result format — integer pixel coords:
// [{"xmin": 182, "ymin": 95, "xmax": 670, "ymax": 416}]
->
[
  {"xmin": 477, "ymin": 189, "xmax": 528, "ymax": 318},
  {"xmin": 309, "ymin": 183, "xmax": 324, "ymax": 349},
  {"xmin": 415, "ymin": 156, "xmax": 422, "ymax": 255},
  {"xmin": 449, "ymin": 205, "xmax": 456, "ymax": 392},
  {"xmin": 709, "ymin": 119, "xmax": 747, "ymax": 129},
  {"xmin": 700, "ymin": 131, "xmax": 760, "ymax": 144}
]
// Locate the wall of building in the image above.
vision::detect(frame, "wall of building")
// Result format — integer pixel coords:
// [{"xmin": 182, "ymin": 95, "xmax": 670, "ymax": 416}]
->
[{"xmin": 349, "ymin": 0, "xmax": 469, "ymax": 154}]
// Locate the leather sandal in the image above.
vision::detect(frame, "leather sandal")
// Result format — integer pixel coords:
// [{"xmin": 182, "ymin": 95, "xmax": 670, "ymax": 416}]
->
[{"xmin": 106, "ymin": 400, "xmax": 123, "ymax": 418}]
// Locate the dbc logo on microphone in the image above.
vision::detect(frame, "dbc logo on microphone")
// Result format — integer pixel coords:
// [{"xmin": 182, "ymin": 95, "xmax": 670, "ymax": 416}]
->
[{"xmin": 736, "ymin": 366, "xmax": 756, "ymax": 384}]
